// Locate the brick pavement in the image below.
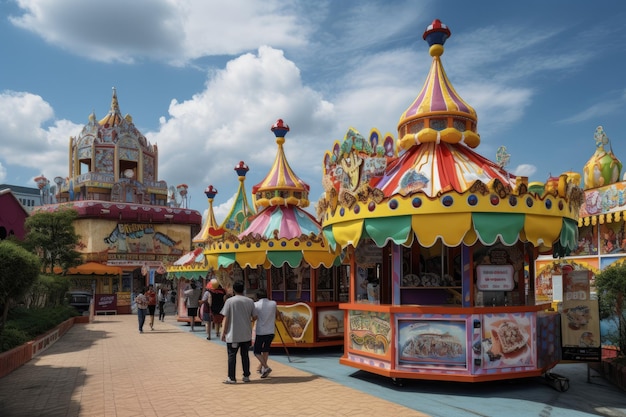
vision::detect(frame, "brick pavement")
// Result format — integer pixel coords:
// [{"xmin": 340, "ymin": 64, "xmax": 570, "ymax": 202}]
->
[{"xmin": 0, "ymin": 312, "xmax": 428, "ymax": 417}]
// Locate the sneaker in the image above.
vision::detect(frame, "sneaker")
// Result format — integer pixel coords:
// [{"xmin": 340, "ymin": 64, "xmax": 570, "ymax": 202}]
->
[
  {"xmin": 242, "ymin": 376, "xmax": 251, "ymax": 383},
  {"xmin": 223, "ymin": 378, "xmax": 236, "ymax": 384},
  {"xmin": 261, "ymin": 368, "xmax": 272, "ymax": 378}
]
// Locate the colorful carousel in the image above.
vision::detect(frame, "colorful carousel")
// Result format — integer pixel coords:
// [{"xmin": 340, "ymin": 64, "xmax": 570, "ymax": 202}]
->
[
  {"xmin": 317, "ymin": 20, "xmax": 583, "ymax": 383},
  {"xmin": 205, "ymin": 120, "xmax": 345, "ymax": 348}
]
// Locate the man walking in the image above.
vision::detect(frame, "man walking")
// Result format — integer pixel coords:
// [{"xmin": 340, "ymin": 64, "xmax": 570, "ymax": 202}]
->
[
  {"xmin": 184, "ymin": 281, "xmax": 202, "ymax": 332},
  {"xmin": 253, "ymin": 288, "xmax": 277, "ymax": 378},
  {"xmin": 145, "ymin": 284, "xmax": 157, "ymax": 330},
  {"xmin": 134, "ymin": 287, "xmax": 148, "ymax": 333},
  {"xmin": 220, "ymin": 280, "xmax": 256, "ymax": 384}
]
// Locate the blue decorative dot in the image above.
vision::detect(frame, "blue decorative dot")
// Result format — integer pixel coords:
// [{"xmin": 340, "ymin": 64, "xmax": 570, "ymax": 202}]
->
[
  {"xmin": 354, "ymin": 205, "xmax": 360, "ymax": 214},
  {"xmin": 368, "ymin": 202, "xmax": 376, "ymax": 212},
  {"xmin": 256, "ymin": 242, "xmax": 261, "ymax": 248},
  {"xmin": 412, "ymin": 197, "xmax": 422, "ymax": 208},
  {"xmin": 509, "ymin": 196, "xmax": 517, "ymax": 207},
  {"xmin": 442, "ymin": 195, "xmax": 453, "ymax": 207},
  {"xmin": 234, "ymin": 243, "xmax": 239, "ymax": 249},
  {"xmin": 467, "ymin": 195, "xmax": 478, "ymax": 206},
  {"xmin": 281, "ymin": 241, "xmax": 286, "ymax": 247},
  {"xmin": 340, "ymin": 207, "xmax": 345, "ymax": 216},
  {"xmin": 545, "ymin": 199, "xmax": 552, "ymax": 209},
  {"xmin": 389, "ymin": 199, "xmax": 398, "ymax": 209},
  {"xmin": 225, "ymin": 244, "xmax": 230, "ymax": 249},
  {"xmin": 306, "ymin": 241, "xmax": 312, "ymax": 247},
  {"xmin": 268, "ymin": 242, "xmax": 274, "ymax": 247},
  {"xmin": 526, "ymin": 197, "xmax": 534, "ymax": 208}
]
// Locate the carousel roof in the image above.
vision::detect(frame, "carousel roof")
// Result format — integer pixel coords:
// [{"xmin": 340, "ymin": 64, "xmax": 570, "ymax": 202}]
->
[
  {"xmin": 166, "ymin": 247, "xmax": 209, "ymax": 280},
  {"xmin": 205, "ymin": 120, "xmax": 339, "ymax": 270},
  {"xmin": 318, "ymin": 19, "xmax": 582, "ymax": 254}
]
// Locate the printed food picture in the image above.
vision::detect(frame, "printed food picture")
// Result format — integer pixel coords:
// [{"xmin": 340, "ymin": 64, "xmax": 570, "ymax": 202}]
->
[{"xmin": 481, "ymin": 315, "xmax": 532, "ymax": 366}]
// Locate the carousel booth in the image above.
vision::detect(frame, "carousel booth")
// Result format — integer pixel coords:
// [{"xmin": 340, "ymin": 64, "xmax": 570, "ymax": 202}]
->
[
  {"xmin": 166, "ymin": 247, "xmax": 209, "ymax": 324},
  {"xmin": 317, "ymin": 20, "xmax": 582, "ymax": 382},
  {"xmin": 206, "ymin": 121, "xmax": 346, "ymax": 348}
]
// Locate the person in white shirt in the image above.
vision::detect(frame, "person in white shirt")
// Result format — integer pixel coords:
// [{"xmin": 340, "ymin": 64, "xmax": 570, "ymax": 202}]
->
[{"xmin": 253, "ymin": 288, "xmax": 277, "ymax": 378}]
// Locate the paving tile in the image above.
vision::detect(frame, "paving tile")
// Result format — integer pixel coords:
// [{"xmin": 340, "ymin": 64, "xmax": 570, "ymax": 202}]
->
[{"xmin": 0, "ymin": 314, "xmax": 427, "ymax": 417}]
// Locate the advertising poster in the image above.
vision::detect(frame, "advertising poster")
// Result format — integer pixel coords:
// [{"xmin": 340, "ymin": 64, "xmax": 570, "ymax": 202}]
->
[
  {"xmin": 561, "ymin": 299, "xmax": 601, "ymax": 361},
  {"xmin": 397, "ymin": 319, "xmax": 467, "ymax": 369},
  {"xmin": 317, "ymin": 308, "xmax": 344, "ymax": 339},
  {"xmin": 481, "ymin": 312, "xmax": 535, "ymax": 369},
  {"xmin": 348, "ymin": 310, "xmax": 391, "ymax": 356},
  {"xmin": 94, "ymin": 294, "xmax": 116, "ymax": 313},
  {"xmin": 277, "ymin": 303, "xmax": 313, "ymax": 344}
]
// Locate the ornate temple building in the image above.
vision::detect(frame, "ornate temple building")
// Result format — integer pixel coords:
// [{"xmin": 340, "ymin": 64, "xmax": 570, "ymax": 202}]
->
[{"xmin": 35, "ymin": 88, "xmax": 202, "ymax": 313}]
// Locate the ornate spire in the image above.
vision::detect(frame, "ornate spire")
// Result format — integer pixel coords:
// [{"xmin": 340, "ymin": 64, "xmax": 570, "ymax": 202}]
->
[
  {"xmin": 252, "ymin": 119, "xmax": 310, "ymax": 208},
  {"xmin": 98, "ymin": 86, "xmax": 124, "ymax": 127},
  {"xmin": 397, "ymin": 19, "xmax": 479, "ymax": 152}
]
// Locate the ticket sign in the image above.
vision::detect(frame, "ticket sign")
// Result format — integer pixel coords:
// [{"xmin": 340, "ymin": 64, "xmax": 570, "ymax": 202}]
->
[{"xmin": 476, "ymin": 265, "xmax": 514, "ymax": 291}]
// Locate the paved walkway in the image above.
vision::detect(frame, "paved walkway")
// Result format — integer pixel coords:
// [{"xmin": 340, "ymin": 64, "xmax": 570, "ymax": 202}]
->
[{"xmin": 0, "ymin": 312, "xmax": 426, "ymax": 417}]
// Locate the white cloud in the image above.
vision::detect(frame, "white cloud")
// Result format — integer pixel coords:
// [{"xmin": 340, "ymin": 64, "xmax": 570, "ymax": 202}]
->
[
  {"xmin": 0, "ymin": 162, "xmax": 6, "ymax": 183},
  {"xmin": 0, "ymin": 91, "xmax": 81, "ymax": 180},
  {"xmin": 9, "ymin": 0, "xmax": 313, "ymax": 64},
  {"xmin": 149, "ymin": 46, "xmax": 337, "ymax": 214},
  {"xmin": 512, "ymin": 164, "xmax": 537, "ymax": 178}
]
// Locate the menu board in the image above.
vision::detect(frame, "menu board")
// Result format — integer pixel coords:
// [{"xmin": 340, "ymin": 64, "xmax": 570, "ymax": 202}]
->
[
  {"xmin": 476, "ymin": 265, "xmax": 514, "ymax": 291},
  {"xmin": 561, "ymin": 299, "xmax": 601, "ymax": 361}
]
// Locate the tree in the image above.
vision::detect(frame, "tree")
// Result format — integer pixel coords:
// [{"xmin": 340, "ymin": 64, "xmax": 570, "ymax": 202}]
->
[
  {"xmin": 0, "ymin": 240, "xmax": 41, "ymax": 335},
  {"xmin": 595, "ymin": 263, "xmax": 626, "ymax": 355},
  {"xmin": 25, "ymin": 209, "xmax": 82, "ymax": 274}
]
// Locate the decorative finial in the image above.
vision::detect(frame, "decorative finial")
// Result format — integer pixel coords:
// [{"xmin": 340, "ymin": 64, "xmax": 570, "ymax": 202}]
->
[
  {"xmin": 423, "ymin": 19, "xmax": 450, "ymax": 57},
  {"xmin": 234, "ymin": 161, "xmax": 249, "ymax": 178},
  {"xmin": 204, "ymin": 185, "xmax": 217, "ymax": 199},
  {"xmin": 271, "ymin": 119, "xmax": 290, "ymax": 137}
]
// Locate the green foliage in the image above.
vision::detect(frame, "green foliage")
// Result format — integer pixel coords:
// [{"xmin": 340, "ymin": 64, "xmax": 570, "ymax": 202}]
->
[
  {"xmin": 0, "ymin": 240, "xmax": 41, "ymax": 312},
  {"xmin": 0, "ymin": 327, "xmax": 30, "ymax": 352},
  {"xmin": 595, "ymin": 263, "xmax": 626, "ymax": 355},
  {"xmin": 24, "ymin": 209, "xmax": 82, "ymax": 273},
  {"xmin": 1, "ymin": 306, "xmax": 78, "ymax": 352},
  {"xmin": 27, "ymin": 274, "xmax": 71, "ymax": 308}
]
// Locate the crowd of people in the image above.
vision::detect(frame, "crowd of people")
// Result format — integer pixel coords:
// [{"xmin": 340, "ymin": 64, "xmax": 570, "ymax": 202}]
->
[{"xmin": 134, "ymin": 277, "xmax": 278, "ymax": 383}]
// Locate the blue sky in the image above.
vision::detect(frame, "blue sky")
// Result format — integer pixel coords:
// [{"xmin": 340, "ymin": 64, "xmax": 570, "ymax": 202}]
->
[{"xmin": 1, "ymin": 0, "xmax": 626, "ymax": 222}]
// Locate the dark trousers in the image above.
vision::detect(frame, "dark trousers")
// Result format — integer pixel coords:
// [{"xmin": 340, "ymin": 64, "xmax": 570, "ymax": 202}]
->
[
  {"xmin": 226, "ymin": 341, "xmax": 251, "ymax": 381},
  {"xmin": 137, "ymin": 308, "xmax": 147, "ymax": 331},
  {"xmin": 158, "ymin": 301, "xmax": 165, "ymax": 320}
]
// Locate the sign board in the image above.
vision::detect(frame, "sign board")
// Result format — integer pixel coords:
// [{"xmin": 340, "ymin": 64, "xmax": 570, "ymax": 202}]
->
[
  {"xmin": 476, "ymin": 265, "xmax": 514, "ymax": 291},
  {"xmin": 94, "ymin": 294, "xmax": 117, "ymax": 312},
  {"xmin": 561, "ymin": 299, "xmax": 601, "ymax": 362}
]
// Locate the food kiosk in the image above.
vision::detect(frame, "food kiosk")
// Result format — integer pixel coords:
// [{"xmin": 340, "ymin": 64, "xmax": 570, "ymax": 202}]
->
[
  {"xmin": 205, "ymin": 120, "xmax": 346, "ymax": 347},
  {"xmin": 317, "ymin": 20, "xmax": 583, "ymax": 383}
]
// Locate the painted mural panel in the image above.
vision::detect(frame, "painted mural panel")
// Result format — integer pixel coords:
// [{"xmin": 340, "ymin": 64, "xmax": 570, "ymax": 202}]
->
[
  {"xmin": 317, "ymin": 308, "xmax": 344, "ymax": 339},
  {"xmin": 348, "ymin": 310, "xmax": 391, "ymax": 357},
  {"xmin": 599, "ymin": 220, "xmax": 626, "ymax": 255},
  {"xmin": 397, "ymin": 318, "xmax": 467, "ymax": 369}
]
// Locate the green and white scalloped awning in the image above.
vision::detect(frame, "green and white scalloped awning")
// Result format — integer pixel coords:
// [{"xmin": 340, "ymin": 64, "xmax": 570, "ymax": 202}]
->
[{"xmin": 323, "ymin": 212, "xmax": 578, "ymax": 251}]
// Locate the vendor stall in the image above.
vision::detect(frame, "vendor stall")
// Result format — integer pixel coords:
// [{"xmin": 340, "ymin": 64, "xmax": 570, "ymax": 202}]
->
[
  {"xmin": 206, "ymin": 121, "xmax": 345, "ymax": 348},
  {"xmin": 317, "ymin": 20, "xmax": 582, "ymax": 382},
  {"xmin": 65, "ymin": 262, "xmax": 125, "ymax": 314}
]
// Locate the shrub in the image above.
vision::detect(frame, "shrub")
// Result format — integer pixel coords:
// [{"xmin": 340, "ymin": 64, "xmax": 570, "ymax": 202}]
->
[{"xmin": 1, "ymin": 306, "xmax": 78, "ymax": 352}]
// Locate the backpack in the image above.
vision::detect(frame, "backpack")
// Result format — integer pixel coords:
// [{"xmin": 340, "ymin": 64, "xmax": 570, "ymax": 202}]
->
[{"xmin": 210, "ymin": 289, "xmax": 225, "ymax": 314}]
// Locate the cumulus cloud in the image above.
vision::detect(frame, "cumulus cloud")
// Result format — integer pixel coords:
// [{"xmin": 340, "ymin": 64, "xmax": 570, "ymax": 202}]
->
[
  {"xmin": 9, "ymin": 0, "xmax": 312, "ymax": 64},
  {"xmin": 512, "ymin": 164, "xmax": 537, "ymax": 178},
  {"xmin": 148, "ymin": 46, "xmax": 336, "ymax": 217},
  {"xmin": 0, "ymin": 91, "xmax": 81, "ymax": 181}
]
